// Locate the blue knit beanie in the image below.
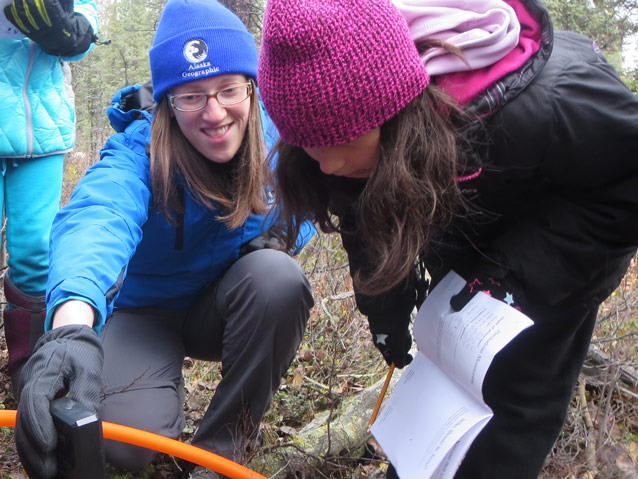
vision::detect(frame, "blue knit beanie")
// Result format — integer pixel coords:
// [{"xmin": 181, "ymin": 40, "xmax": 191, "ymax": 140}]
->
[{"xmin": 149, "ymin": 0, "xmax": 258, "ymax": 103}]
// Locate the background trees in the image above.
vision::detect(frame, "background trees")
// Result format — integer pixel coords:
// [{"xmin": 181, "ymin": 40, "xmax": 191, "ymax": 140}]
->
[
  {"xmin": 546, "ymin": 0, "xmax": 638, "ymax": 88},
  {"xmin": 69, "ymin": 0, "xmax": 638, "ymax": 164}
]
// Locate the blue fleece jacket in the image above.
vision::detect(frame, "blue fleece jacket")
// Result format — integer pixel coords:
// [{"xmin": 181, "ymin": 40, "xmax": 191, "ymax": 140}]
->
[{"xmin": 46, "ymin": 84, "xmax": 315, "ymax": 333}]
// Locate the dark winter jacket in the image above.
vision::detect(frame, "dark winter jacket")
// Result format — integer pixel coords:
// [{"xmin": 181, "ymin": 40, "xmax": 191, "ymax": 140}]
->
[{"xmin": 344, "ymin": 0, "xmax": 638, "ymax": 334}]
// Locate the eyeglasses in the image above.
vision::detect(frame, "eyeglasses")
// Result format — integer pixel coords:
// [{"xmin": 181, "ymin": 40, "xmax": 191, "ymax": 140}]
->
[{"xmin": 169, "ymin": 82, "xmax": 253, "ymax": 112}]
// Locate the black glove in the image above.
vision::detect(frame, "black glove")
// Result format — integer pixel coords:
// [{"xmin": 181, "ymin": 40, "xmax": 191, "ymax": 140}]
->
[
  {"xmin": 450, "ymin": 274, "xmax": 520, "ymax": 312},
  {"xmin": 4, "ymin": 0, "xmax": 96, "ymax": 56},
  {"xmin": 371, "ymin": 326, "xmax": 413, "ymax": 369},
  {"xmin": 386, "ymin": 463, "xmax": 399, "ymax": 479},
  {"xmin": 15, "ymin": 324, "xmax": 104, "ymax": 479}
]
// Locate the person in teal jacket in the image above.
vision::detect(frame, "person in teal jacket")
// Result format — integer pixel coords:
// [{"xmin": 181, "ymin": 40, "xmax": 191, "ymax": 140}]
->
[
  {"xmin": 12, "ymin": 1, "xmax": 315, "ymax": 478},
  {"xmin": 0, "ymin": 0, "xmax": 98, "ymax": 380}
]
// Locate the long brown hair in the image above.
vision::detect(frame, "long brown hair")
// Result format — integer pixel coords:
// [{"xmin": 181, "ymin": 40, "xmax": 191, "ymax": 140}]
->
[
  {"xmin": 274, "ymin": 85, "xmax": 468, "ymax": 295},
  {"xmin": 150, "ymin": 79, "xmax": 268, "ymax": 229}
]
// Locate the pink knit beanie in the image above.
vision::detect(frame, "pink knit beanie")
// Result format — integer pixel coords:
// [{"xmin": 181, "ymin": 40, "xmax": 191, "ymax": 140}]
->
[{"xmin": 258, "ymin": 0, "xmax": 430, "ymax": 148}]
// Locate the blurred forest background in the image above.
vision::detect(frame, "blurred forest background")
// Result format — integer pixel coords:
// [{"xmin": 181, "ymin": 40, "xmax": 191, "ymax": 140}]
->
[{"xmin": 1, "ymin": 0, "xmax": 638, "ymax": 478}]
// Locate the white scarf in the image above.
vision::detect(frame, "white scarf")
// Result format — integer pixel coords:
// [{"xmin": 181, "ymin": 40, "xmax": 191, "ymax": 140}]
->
[{"xmin": 393, "ymin": 0, "xmax": 521, "ymax": 75}]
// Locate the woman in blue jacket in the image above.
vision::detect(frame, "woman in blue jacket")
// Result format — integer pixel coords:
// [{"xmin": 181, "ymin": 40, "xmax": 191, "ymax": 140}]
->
[
  {"xmin": 1, "ymin": 0, "xmax": 98, "ymax": 380},
  {"xmin": 12, "ymin": 1, "xmax": 314, "ymax": 478},
  {"xmin": 258, "ymin": 0, "xmax": 638, "ymax": 478}
]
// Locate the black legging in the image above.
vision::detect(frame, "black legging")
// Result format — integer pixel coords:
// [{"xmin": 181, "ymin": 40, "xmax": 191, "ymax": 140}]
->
[
  {"xmin": 98, "ymin": 249, "xmax": 313, "ymax": 470},
  {"xmin": 455, "ymin": 303, "xmax": 598, "ymax": 479}
]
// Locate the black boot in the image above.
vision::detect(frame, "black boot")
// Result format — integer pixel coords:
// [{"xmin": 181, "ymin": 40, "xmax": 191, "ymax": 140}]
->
[{"xmin": 3, "ymin": 276, "xmax": 45, "ymax": 381}]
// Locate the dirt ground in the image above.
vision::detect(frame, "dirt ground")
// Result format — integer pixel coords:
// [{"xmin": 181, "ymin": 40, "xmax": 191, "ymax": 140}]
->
[{"xmin": 1, "ymin": 254, "xmax": 637, "ymax": 478}]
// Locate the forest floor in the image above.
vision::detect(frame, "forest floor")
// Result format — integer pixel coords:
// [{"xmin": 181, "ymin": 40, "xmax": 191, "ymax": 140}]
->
[{"xmin": 1, "ymin": 236, "xmax": 637, "ymax": 479}]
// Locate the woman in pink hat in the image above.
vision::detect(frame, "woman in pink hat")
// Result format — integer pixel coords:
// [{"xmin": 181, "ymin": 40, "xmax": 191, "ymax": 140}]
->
[{"xmin": 258, "ymin": 0, "xmax": 638, "ymax": 478}]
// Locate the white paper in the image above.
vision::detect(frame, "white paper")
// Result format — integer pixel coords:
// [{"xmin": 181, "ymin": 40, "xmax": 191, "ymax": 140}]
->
[
  {"xmin": 430, "ymin": 420, "xmax": 487, "ymax": 479},
  {"xmin": 371, "ymin": 270, "xmax": 533, "ymax": 479},
  {"xmin": 371, "ymin": 353, "xmax": 492, "ymax": 479}
]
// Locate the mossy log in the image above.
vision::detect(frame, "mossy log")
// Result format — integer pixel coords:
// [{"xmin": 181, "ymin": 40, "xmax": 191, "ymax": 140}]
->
[
  {"xmin": 249, "ymin": 374, "xmax": 399, "ymax": 478},
  {"xmin": 249, "ymin": 342, "xmax": 638, "ymax": 477}
]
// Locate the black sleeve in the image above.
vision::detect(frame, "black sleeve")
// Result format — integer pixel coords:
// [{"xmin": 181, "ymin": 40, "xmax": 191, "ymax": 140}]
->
[
  {"xmin": 488, "ymin": 33, "xmax": 638, "ymax": 307},
  {"xmin": 338, "ymin": 212, "xmax": 417, "ymax": 334}
]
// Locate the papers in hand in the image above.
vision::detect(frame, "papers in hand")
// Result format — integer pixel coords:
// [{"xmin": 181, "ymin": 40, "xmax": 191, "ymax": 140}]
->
[{"xmin": 370, "ymin": 270, "xmax": 533, "ymax": 479}]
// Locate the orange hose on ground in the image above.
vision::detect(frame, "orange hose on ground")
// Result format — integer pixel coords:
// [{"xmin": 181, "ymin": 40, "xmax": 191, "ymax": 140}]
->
[
  {"xmin": 0, "ymin": 409, "xmax": 16, "ymax": 427},
  {"xmin": 0, "ymin": 410, "xmax": 267, "ymax": 479}
]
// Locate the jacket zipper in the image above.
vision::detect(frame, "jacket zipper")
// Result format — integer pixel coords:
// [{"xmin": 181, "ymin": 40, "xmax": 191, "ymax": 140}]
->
[
  {"xmin": 22, "ymin": 42, "xmax": 36, "ymax": 156},
  {"xmin": 174, "ymin": 185, "xmax": 185, "ymax": 250}
]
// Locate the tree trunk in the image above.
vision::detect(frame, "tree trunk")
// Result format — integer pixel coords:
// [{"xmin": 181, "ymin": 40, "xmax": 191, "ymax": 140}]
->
[{"xmin": 217, "ymin": 0, "xmax": 263, "ymax": 34}]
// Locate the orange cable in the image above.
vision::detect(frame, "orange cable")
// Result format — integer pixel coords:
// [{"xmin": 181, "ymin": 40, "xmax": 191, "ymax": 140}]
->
[{"xmin": 0, "ymin": 409, "xmax": 266, "ymax": 479}]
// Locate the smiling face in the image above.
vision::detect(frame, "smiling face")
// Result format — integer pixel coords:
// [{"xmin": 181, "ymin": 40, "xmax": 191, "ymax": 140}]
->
[
  {"xmin": 302, "ymin": 127, "xmax": 381, "ymax": 178},
  {"xmin": 170, "ymin": 74, "xmax": 251, "ymax": 164}
]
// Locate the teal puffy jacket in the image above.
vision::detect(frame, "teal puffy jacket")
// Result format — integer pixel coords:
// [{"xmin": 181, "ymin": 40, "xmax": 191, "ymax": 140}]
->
[{"xmin": 0, "ymin": 0, "xmax": 98, "ymax": 158}]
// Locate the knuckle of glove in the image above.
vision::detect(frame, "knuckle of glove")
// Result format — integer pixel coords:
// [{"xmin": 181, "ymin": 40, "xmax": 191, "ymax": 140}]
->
[
  {"xmin": 61, "ymin": 327, "xmax": 104, "ymax": 407},
  {"xmin": 19, "ymin": 324, "xmax": 103, "ymax": 407},
  {"xmin": 14, "ymin": 0, "xmax": 48, "ymax": 30},
  {"xmin": 393, "ymin": 352, "xmax": 413, "ymax": 369},
  {"xmin": 372, "ymin": 332, "xmax": 412, "ymax": 368},
  {"xmin": 16, "ymin": 402, "xmax": 56, "ymax": 456},
  {"xmin": 18, "ymin": 341, "xmax": 69, "ymax": 401},
  {"xmin": 16, "ymin": 381, "xmax": 58, "ymax": 478},
  {"xmin": 16, "ymin": 427, "xmax": 57, "ymax": 479},
  {"xmin": 450, "ymin": 284, "xmax": 474, "ymax": 312}
]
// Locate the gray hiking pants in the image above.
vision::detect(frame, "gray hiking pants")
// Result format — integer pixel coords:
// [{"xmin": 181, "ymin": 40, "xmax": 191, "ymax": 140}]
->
[{"xmin": 98, "ymin": 249, "xmax": 314, "ymax": 470}]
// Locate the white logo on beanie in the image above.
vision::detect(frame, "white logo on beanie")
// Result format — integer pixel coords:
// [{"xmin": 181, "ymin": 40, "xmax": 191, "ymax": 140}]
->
[{"xmin": 183, "ymin": 39, "xmax": 208, "ymax": 63}]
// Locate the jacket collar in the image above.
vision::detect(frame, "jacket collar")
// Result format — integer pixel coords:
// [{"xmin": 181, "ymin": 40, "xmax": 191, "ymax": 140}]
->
[{"xmin": 462, "ymin": 0, "xmax": 553, "ymax": 116}]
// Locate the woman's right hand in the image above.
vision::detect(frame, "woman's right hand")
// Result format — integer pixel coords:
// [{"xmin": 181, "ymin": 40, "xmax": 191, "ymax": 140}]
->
[
  {"xmin": 14, "ymin": 324, "xmax": 103, "ymax": 478},
  {"xmin": 371, "ymin": 326, "xmax": 413, "ymax": 369}
]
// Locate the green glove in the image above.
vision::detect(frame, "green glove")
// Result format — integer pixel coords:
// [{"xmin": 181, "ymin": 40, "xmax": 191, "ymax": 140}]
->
[{"xmin": 4, "ymin": 0, "xmax": 96, "ymax": 56}]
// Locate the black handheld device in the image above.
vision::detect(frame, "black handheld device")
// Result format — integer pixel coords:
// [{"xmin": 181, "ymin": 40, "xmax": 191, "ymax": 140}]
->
[{"xmin": 50, "ymin": 397, "xmax": 107, "ymax": 479}]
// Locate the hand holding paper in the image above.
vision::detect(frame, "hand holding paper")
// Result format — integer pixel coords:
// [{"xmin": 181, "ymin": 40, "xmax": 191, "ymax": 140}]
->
[{"xmin": 370, "ymin": 271, "xmax": 533, "ymax": 479}]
